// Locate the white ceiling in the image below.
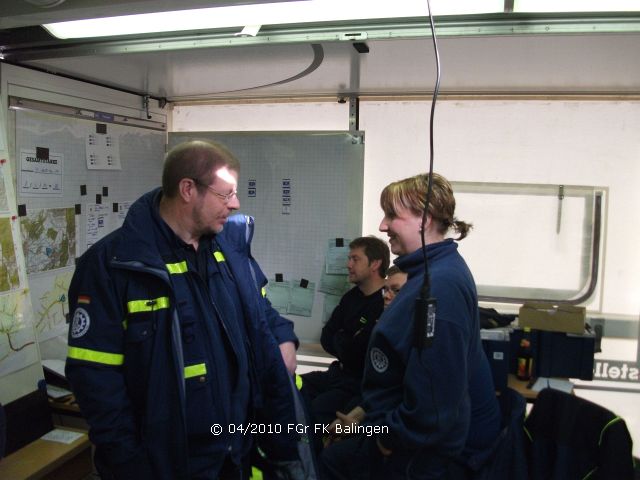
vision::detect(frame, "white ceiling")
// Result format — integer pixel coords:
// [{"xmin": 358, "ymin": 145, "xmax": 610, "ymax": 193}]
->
[{"xmin": 2, "ymin": 1, "xmax": 640, "ymax": 101}]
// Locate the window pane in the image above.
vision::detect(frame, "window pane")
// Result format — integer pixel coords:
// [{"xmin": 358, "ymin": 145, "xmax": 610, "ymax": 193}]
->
[{"xmin": 452, "ymin": 182, "xmax": 602, "ymax": 303}]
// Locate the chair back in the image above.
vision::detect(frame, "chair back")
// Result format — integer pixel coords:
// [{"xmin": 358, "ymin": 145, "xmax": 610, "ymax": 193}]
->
[{"xmin": 524, "ymin": 388, "xmax": 635, "ymax": 480}]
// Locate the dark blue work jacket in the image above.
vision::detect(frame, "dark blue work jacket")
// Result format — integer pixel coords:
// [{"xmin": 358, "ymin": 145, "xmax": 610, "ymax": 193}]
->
[
  {"xmin": 217, "ymin": 214, "xmax": 298, "ymax": 347},
  {"xmin": 66, "ymin": 189, "xmax": 297, "ymax": 480}
]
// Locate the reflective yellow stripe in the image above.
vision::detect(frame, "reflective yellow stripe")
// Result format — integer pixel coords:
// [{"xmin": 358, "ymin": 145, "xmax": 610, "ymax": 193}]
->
[
  {"xmin": 599, "ymin": 417, "xmax": 623, "ymax": 445},
  {"xmin": 261, "ymin": 287, "xmax": 267, "ymax": 298},
  {"xmin": 166, "ymin": 261, "xmax": 188, "ymax": 274},
  {"xmin": 295, "ymin": 373, "xmax": 303, "ymax": 390},
  {"xmin": 127, "ymin": 297, "xmax": 170, "ymax": 313},
  {"xmin": 68, "ymin": 346, "xmax": 124, "ymax": 366},
  {"xmin": 213, "ymin": 251, "xmax": 226, "ymax": 262},
  {"xmin": 184, "ymin": 363, "xmax": 207, "ymax": 379},
  {"xmin": 251, "ymin": 466, "xmax": 263, "ymax": 480}
]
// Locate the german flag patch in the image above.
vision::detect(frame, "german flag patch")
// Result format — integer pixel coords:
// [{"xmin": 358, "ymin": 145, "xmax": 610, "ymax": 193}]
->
[{"xmin": 77, "ymin": 295, "xmax": 91, "ymax": 305}]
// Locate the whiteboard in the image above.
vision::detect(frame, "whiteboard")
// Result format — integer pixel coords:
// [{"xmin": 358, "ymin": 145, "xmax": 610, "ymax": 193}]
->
[{"xmin": 169, "ymin": 131, "xmax": 364, "ymax": 342}]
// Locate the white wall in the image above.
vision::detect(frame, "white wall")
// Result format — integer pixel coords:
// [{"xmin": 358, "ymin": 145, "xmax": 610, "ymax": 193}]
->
[
  {"xmin": 360, "ymin": 99, "xmax": 640, "ymax": 318},
  {"xmin": 171, "ymin": 102, "xmax": 348, "ymax": 132}
]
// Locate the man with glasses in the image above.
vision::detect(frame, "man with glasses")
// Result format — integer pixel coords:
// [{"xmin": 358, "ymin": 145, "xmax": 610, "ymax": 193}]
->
[
  {"xmin": 382, "ymin": 265, "xmax": 407, "ymax": 309},
  {"xmin": 66, "ymin": 140, "xmax": 302, "ymax": 479}
]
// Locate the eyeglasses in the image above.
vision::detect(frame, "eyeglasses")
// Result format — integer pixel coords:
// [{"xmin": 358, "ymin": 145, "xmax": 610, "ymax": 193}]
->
[
  {"xmin": 192, "ymin": 178, "xmax": 237, "ymax": 204},
  {"xmin": 382, "ymin": 287, "xmax": 402, "ymax": 296}
]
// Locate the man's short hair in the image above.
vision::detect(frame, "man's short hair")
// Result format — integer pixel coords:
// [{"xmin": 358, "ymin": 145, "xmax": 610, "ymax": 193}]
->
[
  {"xmin": 386, "ymin": 265, "xmax": 404, "ymax": 277},
  {"xmin": 162, "ymin": 140, "xmax": 240, "ymax": 198},
  {"xmin": 349, "ymin": 236, "xmax": 390, "ymax": 278}
]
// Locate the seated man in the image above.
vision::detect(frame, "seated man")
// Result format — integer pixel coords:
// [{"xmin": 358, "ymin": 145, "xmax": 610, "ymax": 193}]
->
[
  {"xmin": 324, "ymin": 264, "xmax": 409, "ymax": 446},
  {"xmin": 302, "ymin": 236, "xmax": 389, "ymax": 425},
  {"xmin": 382, "ymin": 265, "xmax": 408, "ymax": 309}
]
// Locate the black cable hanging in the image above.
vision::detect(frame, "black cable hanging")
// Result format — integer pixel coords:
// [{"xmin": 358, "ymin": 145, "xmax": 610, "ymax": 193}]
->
[{"xmin": 414, "ymin": 0, "xmax": 441, "ymax": 349}]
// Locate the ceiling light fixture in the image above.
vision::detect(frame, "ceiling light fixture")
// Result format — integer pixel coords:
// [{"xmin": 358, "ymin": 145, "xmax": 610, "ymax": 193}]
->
[
  {"xmin": 43, "ymin": 0, "xmax": 504, "ymax": 39},
  {"xmin": 514, "ymin": 0, "xmax": 640, "ymax": 13}
]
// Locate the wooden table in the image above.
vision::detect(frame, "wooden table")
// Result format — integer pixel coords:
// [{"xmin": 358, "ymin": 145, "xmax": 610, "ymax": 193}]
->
[
  {"xmin": 507, "ymin": 374, "xmax": 573, "ymax": 401},
  {"xmin": 507, "ymin": 374, "xmax": 537, "ymax": 400},
  {"xmin": 0, "ymin": 428, "xmax": 92, "ymax": 480}
]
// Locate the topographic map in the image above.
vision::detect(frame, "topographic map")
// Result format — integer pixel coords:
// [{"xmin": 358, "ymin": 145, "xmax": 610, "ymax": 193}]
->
[
  {"xmin": 20, "ymin": 207, "xmax": 76, "ymax": 274},
  {"xmin": 30, "ymin": 269, "xmax": 73, "ymax": 342},
  {"xmin": 0, "ymin": 290, "xmax": 38, "ymax": 377},
  {"xmin": 0, "ymin": 217, "xmax": 20, "ymax": 293}
]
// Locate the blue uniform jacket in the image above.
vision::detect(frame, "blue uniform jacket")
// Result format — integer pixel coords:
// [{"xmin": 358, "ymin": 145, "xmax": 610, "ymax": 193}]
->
[
  {"xmin": 217, "ymin": 213, "xmax": 298, "ymax": 348},
  {"xmin": 362, "ymin": 240, "xmax": 500, "ymax": 478},
  {"xmin": 66, "ymin": 189, "xmax": 298, "ymax": 479}
]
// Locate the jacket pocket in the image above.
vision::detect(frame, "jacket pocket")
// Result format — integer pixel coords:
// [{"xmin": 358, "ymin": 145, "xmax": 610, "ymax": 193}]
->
[
  {"xmin": 123, "ymin": 317, "xmax": 156, "ymax": 406},
  {"xmin": 125, "ymin": 318, "xmax": 155, "ymax": 343},
  {"xmin": 184, "ymin": 360, "xmax": 217, "ymax": 436}
]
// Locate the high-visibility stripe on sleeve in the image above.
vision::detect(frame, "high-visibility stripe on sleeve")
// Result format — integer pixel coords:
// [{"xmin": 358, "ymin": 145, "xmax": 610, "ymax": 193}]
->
[
  {"xmin": 127, "ymin": 296, "xmax": 170, "ymax": 313},
  {"xmin": 261, "ymin": 287, "xmax": 267, "ymax": 298},
  {"xmin": 251, "ymin": 466, "xmax": 264, "ymax": 480},
  {"xmin": 184, "ymin": 363, "xmax": 207, "ymax": 379},
  {"xmin": 166, "ymin": 261, "xmax": 188, "ymax": 274},
  {"xmin": 599, "ymin": 417, "xmax": 623, "ymax": 446},
  {"xmin": 68, "ymin": 346, "xmax": 124, "ymax": 366},
  {"xmin": 213, "ymin": 251, "xmax": 226, "ymax": 262}
]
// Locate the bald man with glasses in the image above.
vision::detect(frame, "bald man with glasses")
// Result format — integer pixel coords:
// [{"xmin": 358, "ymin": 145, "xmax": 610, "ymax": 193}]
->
[{"xmin": 66, "ymin": 140, "xmax": 303, "ymax": 480}]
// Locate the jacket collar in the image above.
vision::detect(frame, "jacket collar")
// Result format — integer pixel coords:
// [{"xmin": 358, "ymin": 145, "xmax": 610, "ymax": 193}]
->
[
  {"xmin": 216, "ymin": 213, "xmax": 254, "ymax": 256},
  {"xmin": 395, "ymin": 238, "xmax": 457, "ymax": 278},
  {"xmin": 112, "ymin": 188, "xmax": 180, "ymax": 268}
]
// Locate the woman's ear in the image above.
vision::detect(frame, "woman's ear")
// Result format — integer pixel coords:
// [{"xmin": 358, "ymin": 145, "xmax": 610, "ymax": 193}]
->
[{"xmin": 420, "ymin": 213, "xmax": 432, "ymax": 231}]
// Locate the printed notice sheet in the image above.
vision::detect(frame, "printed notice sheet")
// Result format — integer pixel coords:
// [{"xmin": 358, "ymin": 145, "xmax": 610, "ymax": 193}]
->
[
  {"xmin": 19, "ymin": 149, "xmax": 63, "ymax": 197},
  {"xmin": 325, "ymin": 239, "xmax": 351, "ymax": 275},
  {"xmin": 266, "ymin": 280, "xmax": 292, "ymax": 314},
  {"xmin": 287, "ymin": 280, "xmax": 315, "ymax": 317}
]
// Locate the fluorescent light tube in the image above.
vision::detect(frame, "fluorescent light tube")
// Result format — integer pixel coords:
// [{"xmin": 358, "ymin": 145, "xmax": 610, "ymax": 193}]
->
[
  {"xmin": 515, "ymin": 0, "xmax": 640, "ymax": 13},
  {"xmin": 43, "ymin": 0, "xmax": 504, "ymax": 39}
]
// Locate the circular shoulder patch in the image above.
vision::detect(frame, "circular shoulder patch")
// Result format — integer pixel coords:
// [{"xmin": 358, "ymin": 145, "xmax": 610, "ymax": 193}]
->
[
  {"xmin": 71, "ymin": 308, "xmax": 91, "ymax": 338},
  {"xmin": 370, "ymin": 347, "xmax": 389, "ymax": 373}
]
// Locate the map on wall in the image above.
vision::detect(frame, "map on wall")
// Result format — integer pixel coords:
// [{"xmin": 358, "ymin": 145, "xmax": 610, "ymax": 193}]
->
[
  {"xmin": 20, "ymin": 207, "xmax": 76, "ymax": 274},
  {"xmin": 0, "ymin": 290, "xmax": 38, "ymax": 377},
  {"xmin": 30, "ymin": 268, "xmax": 73, "ymax": 342},
  {"xmin": 0, "ymin": 217, "xmax": 20, "ymax": 293}
]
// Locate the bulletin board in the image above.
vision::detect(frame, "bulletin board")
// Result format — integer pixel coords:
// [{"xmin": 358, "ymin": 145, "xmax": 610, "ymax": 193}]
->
[
  {"xmin": 3, "ymin": 104, "xmax": 165, "ymax": 399},
  {"xmin": 169, "ymin": 131, "xmax": 365, "ymax": 342}
]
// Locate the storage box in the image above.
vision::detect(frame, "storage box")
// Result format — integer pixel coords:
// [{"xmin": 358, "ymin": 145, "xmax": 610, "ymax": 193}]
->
[
  {"xmin": 481, "ymin": 328, "xmax": 510, "ymax": 393},
  {"xmin": 518, "ymin": 302, "xmax": 586, "ymax": 334},
  {"xmin": 535, "ymin": 331, "xmax": 595, "ymax": 380}
]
